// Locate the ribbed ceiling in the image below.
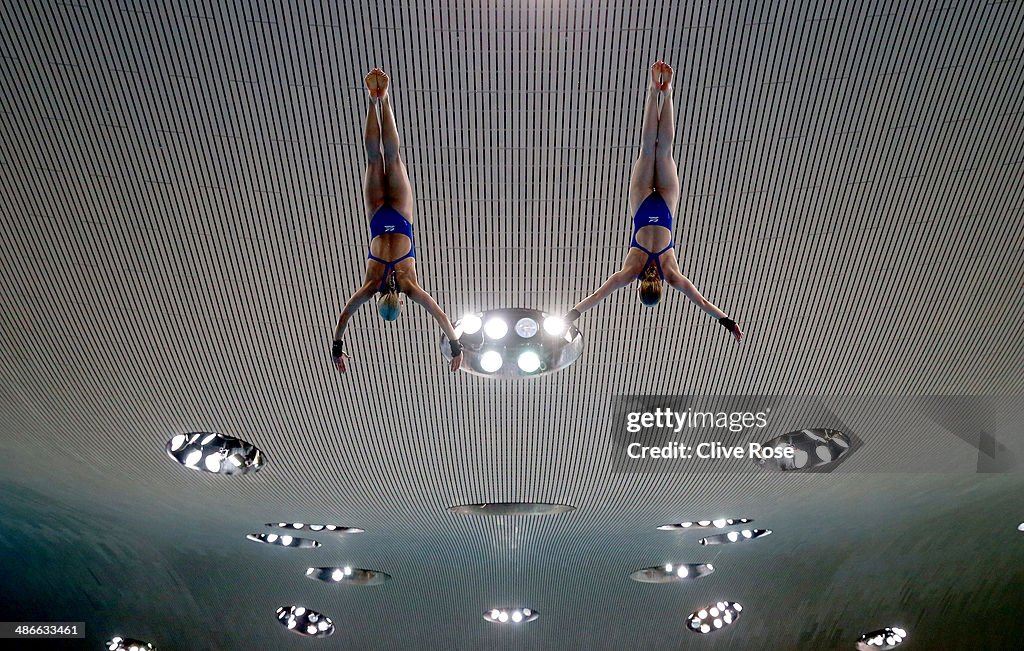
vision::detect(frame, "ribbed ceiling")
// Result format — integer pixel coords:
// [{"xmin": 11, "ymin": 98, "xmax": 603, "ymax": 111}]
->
[{"xmin": 2, "ymin": 1, "xmax": 1023, "ymax": 649}]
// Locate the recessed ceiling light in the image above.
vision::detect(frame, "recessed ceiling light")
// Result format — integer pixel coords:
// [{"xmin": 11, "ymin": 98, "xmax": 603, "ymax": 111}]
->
[
  {"xmin": 165, "ymin": 432, "xmax": 265, "ymax": 475},
  {"xmin": 514, "ymin": 317, "xmax": 538, "ymax": 338},
  {"xmin": 448, "ymin": 502, "xmax": 576, "ymax": 516},
  {"xmin": 483, "ymin": 607, "xmax": 539, "ymax": 624},
  {"xmin": 444, "ymin": 309, "xmax": 583, "ymax": 378},
  {"xmin": 753, "ymin": 428, "xmax": 854, "ymax": 472},
  {"xmin": 699, "ymin": 529, "xmax": 772, "ymax": 545},
  {"xmin": 657, "ymin": 518, "xmax": 752, "ymax": 530},
  {"xmin": 267, "ymin": 523, "xmax": 364, "ymax": 534},
  {"xmin": 305, "ymin": 566, "xmax": 390, "ymax": 586},
  {"xmin": 856, "ymin": 627, "xmax": 907, "ymax": 649},
  {"xmin": 687, "ymin": 601, "xmax": 741, "ymax": 634},
  {"xmin": 276, "ymin": 605, "xmax": 334, "ymax": 638},
  {"xmin": 106, "ymin": 637, "xmax": 156, "ymax": 651},
  {"xmin": 1018, "ymin": 522, "xmax": 1024, "ymax": 532},
  {"xmin": 629, "ymin": 563, "xmax": 714, "ymax": 583},
  {"xmin": 247, "ymin": 533, "xmax": 320, "ymax": 549}
]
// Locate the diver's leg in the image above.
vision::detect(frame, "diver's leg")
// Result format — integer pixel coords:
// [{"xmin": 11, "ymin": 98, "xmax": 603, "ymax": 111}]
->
[
  {"xmin": 377, "ymin": 71, "xmax": 415, "ymax": 222},
  {"xmin": 628, "ymin": 62, "xmax": 664, "ymax": 214},
  {"xmin": 653, "ymin": 61, "xmax": 681, "ymax": 213},
  {"xmin": 363, "ymin": 69, "xmax": 386, "ymax": 217}
]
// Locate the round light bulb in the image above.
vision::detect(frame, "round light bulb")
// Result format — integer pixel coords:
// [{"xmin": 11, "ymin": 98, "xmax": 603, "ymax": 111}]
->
[
  {"xmin": 514, "ymin": 318, "xmax": 538, "ymax": 338},
  {"xmin": 184, "ymin": 450, "xmax": 202, "ymax": 467},
  {"xmin": 512, "ymin": 610, "xmax": 523, "ymax": 623},
  {"xmin": 543, "ymin": 316, "xmax": 566, "ymax": 335},
  {"xmin": 204, "ymin": 454, "xmax": 222, "ymax": 473},
  {"xmin": 484, "ymin": 318, "xmax": 508, "ymax": 339},
  {"xmin": 461, "ymin": 314, "xmax": 482, "ymax": 334},
  {"xmin": 517, "ymin": 350, "xmax": 541, "ymax": 372},
  {"xmin": 480, "ymin": 351, "xmax": 503, "ymax": 373}
]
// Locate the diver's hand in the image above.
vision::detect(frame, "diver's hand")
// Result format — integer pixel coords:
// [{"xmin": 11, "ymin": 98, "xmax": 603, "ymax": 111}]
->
[
  {"xmin": 332, "ymin": 340, "xmax": 352, "ymax": 373},
  {"xmin": 731, "ymin": 322, "xmax": 744, "ymax": 342},
  {"xmin": 718, "ymin": 317, "xmax": 743, "ymax": 343},
  {"xmin": 450, "ymin": 352, "xmax": 464, "ymax": 372}
]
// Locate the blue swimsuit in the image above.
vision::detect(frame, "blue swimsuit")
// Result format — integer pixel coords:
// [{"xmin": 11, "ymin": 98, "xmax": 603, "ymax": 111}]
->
[
  {"xmin": 367, "ymin": 205, "xmax": 416, "ymax": 291},
  {"xmin": 630, "ymin": 192, "xmax": 674, "ymax": 279}
]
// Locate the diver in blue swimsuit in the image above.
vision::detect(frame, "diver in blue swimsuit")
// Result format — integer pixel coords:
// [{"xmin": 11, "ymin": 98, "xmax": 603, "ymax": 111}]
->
[
  {"xmin": 331, "ymin": 69, "xmax": 464, "ymax": 373},
  {"xmin": 565, "ymin": 61, "xmax": 743, "ymax": 342}
]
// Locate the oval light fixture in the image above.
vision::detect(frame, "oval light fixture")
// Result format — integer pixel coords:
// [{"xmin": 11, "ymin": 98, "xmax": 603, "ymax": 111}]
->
[
  {"xmin": 657, "ymin": 518, "xmax": 752, "ymax": 530},
  {"xmin": 166, "ymin": 431, "xmax": 265, "ymax": 476},
  {"xmin": 753, "ymin": 428, "xmax": 854, "ymax": 472},
  {"xmin": 687, "ymin": 601, "xmax": 742, "ymax": 634},
  {"xmin": 276, "ymin": 605, "xmax": 334, "ymax": 638},
  {"xmin": 246, "ymin": 533, "xmax": 320, "ymax": 549},
  {"xmin": 107, "ymin": 637, "xmax": 156, "ymax": 651},
  {"xmin": 267, "ymin": 523, "xmax": 364, "ymax": 534},
  {"xmin": 856, "ymin": 627, "xmax": 907, "ymax": 650},
  {"xmin": 443, "ymin": 309, "xmax": 584, "ymax": 378},
  {"xmin": 629, "ymin": 563, "xmax": 714, "ymax": 583},
  {"xmin": 483, "ymin": 607, "xmax": 538, "ymax": 624},
  {"xmin": 305, "ymin": 566, "xmax": 390, "ymax": 586},
  {"xmin": 698, "ymin": 529, "xmax": 772, "ymax": 545},
  {"xmin": 448, "ymin": 502, "xmax": 576, "ymax": 516}
]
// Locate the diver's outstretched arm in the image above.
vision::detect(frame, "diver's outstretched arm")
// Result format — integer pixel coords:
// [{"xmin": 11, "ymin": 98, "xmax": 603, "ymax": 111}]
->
[
  {"xmin": 332, "ymin": 282, "xmax": 378, "ymax": 372},
  {"xmin": 664, "ymin": 271, "xmax": 743, "ymax": 341},
  {"xmin": 569, "ymin": 270, "xmax": 636, "ymax": 317},
  {"xmin": 405, "ymin": 284, "xmax": 464, "ymax": 372}
]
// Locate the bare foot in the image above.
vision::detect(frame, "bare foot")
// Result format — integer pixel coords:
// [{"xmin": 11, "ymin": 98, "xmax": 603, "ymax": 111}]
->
[
  {"xmin": 650, "ymin": 61, "xmax": 662, "ymax": 89},
  {"xmin": 658, "ymin": 61, "xmax": 674, "ymax": 90},
  {"xmin": 365, "ymin": 68, "xmax": 381, "ymax": 98},
  {"xmin": 376, "ymin": 69, "xmax": 390, "ymax": 98}
]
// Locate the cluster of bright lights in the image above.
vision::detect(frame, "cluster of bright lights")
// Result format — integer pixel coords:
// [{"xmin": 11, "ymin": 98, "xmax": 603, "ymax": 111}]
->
[
  {"xmin": 688, "ymin": 601, "xmax": 742, "ymax": 634},
  {"xmin": 483, "ymin": 607, "xmax": 538, "ymax": 624},
  {"xmin": 448, "ymin": 502, "xmax": 576, "ymax": 516},
  {"xmin": 166, "ymin": 432, "xmax": 265, "ymax": 475},
  {"xmin": 699, "ymin": 529, "xmax": 772, "ymax": 545},
  {"xmin": 107, "ymin": 637, "xmax": 155, "ymax": 651},
  {"xmin": 753, "ymin": 428, "xmax": 853, "ymax": 472},
  {"xmin": 857, "ymin": 627, "xmax": 907, "ymax": 649},
  {"xmin": 268, "ymin": 522, "xmax": 364, "ymax": 534},
  {"xmin": 276, "ymin": 606, "xmax": 334, "ymax": 637},
  {"xmin": 444, "ymin": 309, "xmax": 583, "ymax": 377},
  {"xmin": 246, "ymin": 533, "xmax": 320, "ymax": 549},
  {"xmin": 305, "ymin": 566, "xmax": 390, "ymax": 585},
  {"xmin": 629, "ymin": 563, "xmax": 715, "ymax": 583},
  {"xmin": 657, "ymin": 518, "xmax": 752, "ymax": 530}
]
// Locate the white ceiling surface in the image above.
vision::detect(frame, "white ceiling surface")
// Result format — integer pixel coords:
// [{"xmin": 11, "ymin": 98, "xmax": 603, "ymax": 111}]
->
[{"xmin": 2, "ymin": 0, "xmax": 1024, "ymax": 649}]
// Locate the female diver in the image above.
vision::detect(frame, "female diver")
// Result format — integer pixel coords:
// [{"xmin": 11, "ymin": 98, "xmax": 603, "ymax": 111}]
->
[
  {"xmin": 565, "ymin": 61, "xmax": 743, "ymax": 342},
  {"xmin": 331, "ymin": 68, "xmax": 464, "ymax": 372}
]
